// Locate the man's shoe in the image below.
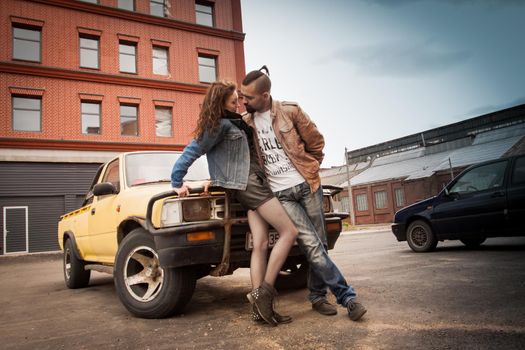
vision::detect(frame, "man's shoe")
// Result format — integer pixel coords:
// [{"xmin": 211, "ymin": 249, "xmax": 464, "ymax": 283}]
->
[
  {"xmin": 251, "ymin": 305, "xmax": 292, "ymax": 324},
  {"xmin": 247, "ymin": 282, "xmax": 278, "ymax": 326},
  {"xmin": 347, "ymin": 299, "xmax": 367, "ymax": 321},
  {"xmin": 312, "ymin": 299, "xmax": 337, "ymax": 316}
]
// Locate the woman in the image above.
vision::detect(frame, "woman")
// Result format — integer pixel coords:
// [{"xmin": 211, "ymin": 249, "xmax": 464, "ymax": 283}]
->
[{"xmin": 171, "ymin": 80, "xmax": 298, "ymax": 326}]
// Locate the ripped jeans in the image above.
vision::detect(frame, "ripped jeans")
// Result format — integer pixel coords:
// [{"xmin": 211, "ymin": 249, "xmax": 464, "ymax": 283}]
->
[{"xmin": 274, "ymin": 181, "xmax": 357, "ymax": 306}]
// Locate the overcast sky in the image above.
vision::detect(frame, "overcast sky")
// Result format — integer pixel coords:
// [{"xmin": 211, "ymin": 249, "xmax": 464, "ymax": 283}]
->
[{"xmin": 239, "ymin": 0, "xmax": 525, "ymax": 167}]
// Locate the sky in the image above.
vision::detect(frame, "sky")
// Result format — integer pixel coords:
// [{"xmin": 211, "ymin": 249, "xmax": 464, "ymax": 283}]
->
[{"xmin": 239, "ymin": 0, "xmax": 525, "ymax": 167}]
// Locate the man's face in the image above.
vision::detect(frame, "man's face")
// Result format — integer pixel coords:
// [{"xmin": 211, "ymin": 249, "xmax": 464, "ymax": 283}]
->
[{"xmin": 241, "ymin": 82, "xmax": 269, "ymax": 114}]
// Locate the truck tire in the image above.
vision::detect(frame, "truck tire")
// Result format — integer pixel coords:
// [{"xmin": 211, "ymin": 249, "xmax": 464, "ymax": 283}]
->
[
  {"xmin": 407, "ymin": 220, "xmax": 438, "ymax": 253},
  {"xmin": 114, "ymin": 228, "xmax": 195, "ymax": 319},
  {"xmin": 274, "ymin": 257, "xmax": 309, "ymax": 291},
  {"xmin": 63, "ymin": 238, "xmax": 91, "ymax": 289}
]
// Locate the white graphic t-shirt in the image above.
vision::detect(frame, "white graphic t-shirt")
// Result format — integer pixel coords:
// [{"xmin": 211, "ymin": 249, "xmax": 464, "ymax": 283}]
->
[{"xmin": 253, "ymin": 110, "xmax": 305, "ymax": 192}]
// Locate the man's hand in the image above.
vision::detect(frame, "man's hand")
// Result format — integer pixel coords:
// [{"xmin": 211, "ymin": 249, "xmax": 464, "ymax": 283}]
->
[{"xmin": 173, "ymin": 185, "xmax": 191, "ymax": 197}]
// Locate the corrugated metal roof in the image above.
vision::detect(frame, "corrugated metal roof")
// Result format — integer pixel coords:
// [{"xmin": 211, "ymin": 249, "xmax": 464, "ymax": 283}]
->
[{"xmin": 350, "ymin": 124, "xmax": 525, "ymax": 186}]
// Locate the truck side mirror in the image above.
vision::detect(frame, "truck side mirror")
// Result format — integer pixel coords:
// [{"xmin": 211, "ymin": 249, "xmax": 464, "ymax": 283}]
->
[{"xmin": 93, "ymin": 182, "xmax": 117, "ymax": 196}]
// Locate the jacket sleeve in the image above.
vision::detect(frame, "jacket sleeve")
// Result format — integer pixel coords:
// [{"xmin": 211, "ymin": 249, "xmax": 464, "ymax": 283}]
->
[
  {"xmin": 170, "ymin": 125, "xmax": 225, "ymax": 188},
  {"xmin": 293, "ymin": 106, "xmax": 325, "ymax": 164}
]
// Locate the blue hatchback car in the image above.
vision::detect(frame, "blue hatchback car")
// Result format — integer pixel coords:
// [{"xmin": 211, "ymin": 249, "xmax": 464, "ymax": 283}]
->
[{"xmin": 392, "ymin": 154, "xmax": 525, "ymax": 252}]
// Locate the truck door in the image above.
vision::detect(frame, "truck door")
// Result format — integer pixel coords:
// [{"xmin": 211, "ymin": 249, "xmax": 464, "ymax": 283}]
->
[
  {"xmin": 431, "ymin": 159, "xmax": 509, "ymax": 239},
  {"xmin": 88, "ymin": 158, "xmax": 120, "ymax": 262},
  {"xmin": 507, "ymin": 155, "xmax": 525, "ymax": 235}
]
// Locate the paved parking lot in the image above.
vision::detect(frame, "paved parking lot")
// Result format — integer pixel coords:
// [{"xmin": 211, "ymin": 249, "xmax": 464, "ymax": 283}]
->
[{"xmin": 1, "ymin": 230, "xmax": 525, "ymax": 349}]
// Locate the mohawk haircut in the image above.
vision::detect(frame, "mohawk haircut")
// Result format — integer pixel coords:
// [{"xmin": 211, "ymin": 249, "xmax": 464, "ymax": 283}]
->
[{"xmin": 242, "ymin": 65, "xmax": 272, "ymax": 94}]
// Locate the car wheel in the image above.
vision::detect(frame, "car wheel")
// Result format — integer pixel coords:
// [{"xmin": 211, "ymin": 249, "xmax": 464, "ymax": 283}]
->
[
  {"xmin": 406, "ymin": 220, "xmax": 438, "ymax": 253},
  {"xmin": 460, "ymin": 237, "xmax": 486, "ymax": 248},
  {"xmin": 274, "ymin": 257, "xmax": 309, "ymax": 291},
  {"xmin": 63, "ymin": 238, "xmax": 91, "ymax": 289},
  {"xmin": 114, "ymin": 228, "xmax": 196, "ymax": 319}
]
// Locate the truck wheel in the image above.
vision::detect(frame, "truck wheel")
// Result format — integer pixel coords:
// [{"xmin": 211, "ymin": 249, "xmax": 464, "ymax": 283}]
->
[
  {"xmin": 460, "ymin": 237, "xmax": 486, "ymax": 248},
  {"xmin": 63, "ymin": 238, "xmax": 91, "ymax": 289},
  {"xmin": 274, "ymin": 257, "xmax": 309, "ymax": 291},
  {"xmin": 114, "ymin": 228, "xmax": 195, "ymax": 319},
  {"xmin": 407, "ymin": 220, "xmax": 438, "ymax": 253}
]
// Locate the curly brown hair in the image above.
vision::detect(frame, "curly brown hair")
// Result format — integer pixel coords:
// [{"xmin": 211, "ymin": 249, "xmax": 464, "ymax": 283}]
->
[{"xmin": 194, "ymin": 80, "xmax": 237, "ymax": 139}]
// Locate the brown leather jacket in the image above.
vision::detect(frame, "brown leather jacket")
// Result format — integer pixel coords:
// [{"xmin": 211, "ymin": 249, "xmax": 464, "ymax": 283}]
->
[{"xmin": 243, "ymin": 99, "xmax": 325, "ymax": 192}]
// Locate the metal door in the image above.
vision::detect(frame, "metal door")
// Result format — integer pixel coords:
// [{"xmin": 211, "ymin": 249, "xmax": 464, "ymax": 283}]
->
[{"xmin": 3, "ymin": 206, "xmax": 28, "ymax": 254}]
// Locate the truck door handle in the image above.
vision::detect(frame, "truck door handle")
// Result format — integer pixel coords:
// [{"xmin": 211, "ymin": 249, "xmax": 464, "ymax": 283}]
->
[
  {"xmin": 491, "ymin": 191, "xmax": 505, "ymax": 198},
  {"xmin": 91, "ymin": 208, "xmax": 96, "ymax": 215}
]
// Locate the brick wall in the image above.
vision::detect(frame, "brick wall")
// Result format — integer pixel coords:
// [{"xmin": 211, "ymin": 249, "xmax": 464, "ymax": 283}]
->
[{"xmin": 0, "ymin": 0, "xmax": 244, "ymax": 150}]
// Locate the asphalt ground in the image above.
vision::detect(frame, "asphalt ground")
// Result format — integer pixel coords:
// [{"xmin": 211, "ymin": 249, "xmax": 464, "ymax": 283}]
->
[{"xmin": 1, "ymin": 229, "xmax": 524, "ymax": 349}]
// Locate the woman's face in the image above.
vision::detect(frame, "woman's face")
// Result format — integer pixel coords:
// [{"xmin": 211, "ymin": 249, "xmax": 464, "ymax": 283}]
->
[{"xmin": 224, "ymin": 90, "xmax": 239, "ymax": 113}]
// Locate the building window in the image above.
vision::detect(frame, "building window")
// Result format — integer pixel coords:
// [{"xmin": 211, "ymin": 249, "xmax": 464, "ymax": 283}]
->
[
  {"xmin": 394, "ymin": 188, "xmax": 405, "ymax": 207},
  {"xmin": 12, "ymin": 26, "xmax": 41, "ymax": 62},
  {"xmin": 118, "ymin": 0, "xmax": 134, "ymax": 11},
  {"xmin": 153, "ymin": 46, "xmax": 169, "ymax": 75},
  {"xmin": 120, "ymin": 104, "xmax": 138, "ymax": 136},
  {"xmin": 155, "ymin": 106, "xmax": 172, "ymax": 137},
  {"xmin": 196, "ymin": 2, "xmax": 214, "ymax": 27},
  {"xmin": 12, "ymin": 96, "xmax": 41, "ymax": 132},
  {"xmin": 355, "ymin": 193, "xmax": 368, "ymax": 211},
  {"xmin": 79, "ymin": 36, "xmax": 99, "ymax": 69},
  {"xmin": 198, "ymin": 55, "xmax": 216, "ymax": 83},
  {"xmin": 119, "ymin": 42, "xmax": 137, "ymax": 73},
  {"xmin": 81, "ymin": 102, "xmax": 101, "ymax": 134},
  {"xmin": 79, "ymin": 0, "xmax": 98, "ymax": 3},
  {"xmin": 374, "ymin": 191, "xmax": 387, "ymax": 209},
  {"xmin": 150, "ymin": 0, "xmax": 165, "ymax": 17}
]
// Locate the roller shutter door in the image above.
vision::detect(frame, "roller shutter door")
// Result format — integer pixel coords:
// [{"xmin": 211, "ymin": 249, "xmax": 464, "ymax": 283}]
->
[{"xmin": 0, "ymin": 162, "xmax": 101, "ymax": 254}]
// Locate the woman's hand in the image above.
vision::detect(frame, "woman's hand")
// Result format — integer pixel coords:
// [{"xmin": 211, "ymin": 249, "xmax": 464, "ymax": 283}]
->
[
  {"xmin": 202, "ymin": 180, "xmax": 212, "ymax": 194},
  {"xmin": 173, "ymin": 185, "xmax": 190, "ymax": 197}
]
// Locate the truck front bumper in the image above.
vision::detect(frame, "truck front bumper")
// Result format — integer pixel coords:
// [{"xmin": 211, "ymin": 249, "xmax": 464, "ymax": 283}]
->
[{"xmin": 152, "ymin": 218, "xmax": 343, "ymax": 269}]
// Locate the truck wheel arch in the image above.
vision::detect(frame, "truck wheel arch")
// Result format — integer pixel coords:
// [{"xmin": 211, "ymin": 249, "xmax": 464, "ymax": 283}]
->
[
  {"xmin": 117, "ymin": 217, "xmax": 147, "ymax": 244},
  {"xmin": 62, "ymin": 231, "xmax": 83, "ymax": 261}
]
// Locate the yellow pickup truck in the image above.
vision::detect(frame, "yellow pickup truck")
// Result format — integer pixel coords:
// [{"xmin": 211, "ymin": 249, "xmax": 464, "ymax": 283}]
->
[{"xmin": 58, "ymin": 151, "xmax": 348, "ymax": 319}]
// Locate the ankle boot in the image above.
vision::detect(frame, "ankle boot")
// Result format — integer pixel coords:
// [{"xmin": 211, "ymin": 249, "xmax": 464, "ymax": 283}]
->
[
  {"xmin": 247, "ymin": 281, "xmax": 278, "ymax": 326},
  {"xmin": 251, "ymin": 304, "xmax": 292, "ymax": 324}
]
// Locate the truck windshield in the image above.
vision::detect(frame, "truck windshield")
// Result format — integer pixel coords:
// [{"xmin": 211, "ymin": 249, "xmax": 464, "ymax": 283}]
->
[{"xmin": 125, "ymin": 153, "xmax": 209, "ymax": 187}]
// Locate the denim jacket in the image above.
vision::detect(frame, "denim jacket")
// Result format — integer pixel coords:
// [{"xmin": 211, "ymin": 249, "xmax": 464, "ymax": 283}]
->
[{"xmin": 171, "ymin": 117, "xmax": 250, "ymax": 190}]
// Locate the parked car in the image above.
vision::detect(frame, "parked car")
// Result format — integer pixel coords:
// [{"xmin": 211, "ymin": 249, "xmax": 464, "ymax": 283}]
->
[
  {"xmin": 392, "ymin": 154, "xmax": 525, "ymax": 252},
  {"xmin": 58, "ymin": 151, "xmax": 348, "ymax": 318}
]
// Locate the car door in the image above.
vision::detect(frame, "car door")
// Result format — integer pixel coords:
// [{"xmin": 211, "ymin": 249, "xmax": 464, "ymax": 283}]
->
[
  {"xmin": 431, "ymin": 159, "xmax": 509, "ymax": 239},
  {"xmin": 88, "ymin": 158, "xmax": 120, "ymax": 262},
  {"xmin": 507, "ymin": 155, "xmax": 525, "ymax": 235}
]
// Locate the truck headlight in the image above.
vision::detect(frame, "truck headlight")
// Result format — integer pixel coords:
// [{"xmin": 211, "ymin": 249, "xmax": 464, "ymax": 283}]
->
[
  {"xmin": 182, "ymin": 198, "xmax": 211, "ymax": 222},
  {"xmin": 160, "ymin": 198, "xmax": 212, "ymax": 227},
  {"xmin": 161, "ymin": 200, "xmax": 182, "ymax": 226}
]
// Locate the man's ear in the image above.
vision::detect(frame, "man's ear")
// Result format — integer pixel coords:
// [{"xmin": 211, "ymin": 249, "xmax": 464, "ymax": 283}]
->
[{"xmin": 263, "ymin": 92, "xmax": 270, "ymax": 100}]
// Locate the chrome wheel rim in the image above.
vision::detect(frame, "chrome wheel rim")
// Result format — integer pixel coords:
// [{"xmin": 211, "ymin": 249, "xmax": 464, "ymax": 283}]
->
[
  {"xmin": 123, "ymin": 246, "xmax": 164, "ymax": 302},
  {"xmin": 64, "ymin": 247, "xmax": 72, "ymax": 280}
]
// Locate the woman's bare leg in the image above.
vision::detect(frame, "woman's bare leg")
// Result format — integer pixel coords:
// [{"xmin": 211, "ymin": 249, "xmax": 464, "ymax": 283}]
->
[
  {"xmin": 247, "ymin": 209, "xmax": 269, "ymax": 288},
  {"xmin": 255, "ymin": 197, "xmax": 298, "ymax": 286}
]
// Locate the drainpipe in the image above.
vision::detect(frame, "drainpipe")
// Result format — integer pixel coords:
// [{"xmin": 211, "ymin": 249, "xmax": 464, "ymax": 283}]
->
[{"xmin": 345, "ymin": 147, "xmax": 355, "ymax": 225}]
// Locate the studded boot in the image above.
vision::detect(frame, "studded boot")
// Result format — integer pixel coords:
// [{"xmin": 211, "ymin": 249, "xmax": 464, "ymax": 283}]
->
[
  {"xmin": 251, "ymin": 304, "xmax": 292, "ymax": 324},
  {"xmin": 247, "ymin": 281, "xmax": 278, "ymax": 326}
]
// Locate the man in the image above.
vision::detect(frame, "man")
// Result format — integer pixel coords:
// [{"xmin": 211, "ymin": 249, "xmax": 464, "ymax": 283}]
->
[{"xmin": 240, "ymin": 67, "xmax": 367, "ymax": 321}]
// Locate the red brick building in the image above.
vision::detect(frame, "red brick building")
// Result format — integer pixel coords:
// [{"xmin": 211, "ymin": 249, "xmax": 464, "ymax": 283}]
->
[{"xmin": 0, "ymin": 0, "xmax": 245, "ymax": 254}]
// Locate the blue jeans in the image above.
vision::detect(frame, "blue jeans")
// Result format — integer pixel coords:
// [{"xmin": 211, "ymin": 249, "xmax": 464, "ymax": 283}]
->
[{"xmin": 275, "ymin": 181, "xmax": 357, "ymax": 306}]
